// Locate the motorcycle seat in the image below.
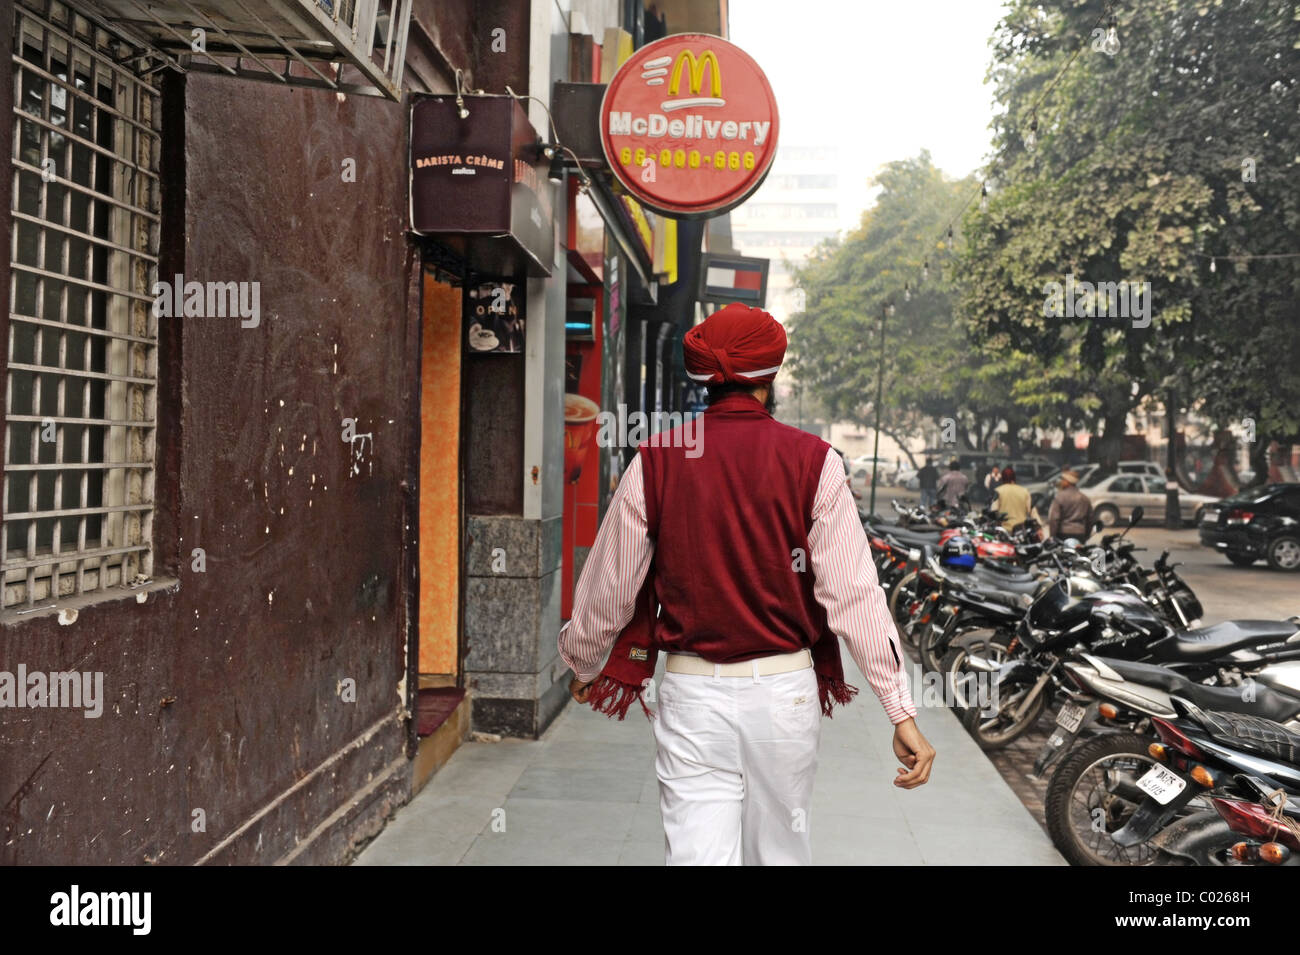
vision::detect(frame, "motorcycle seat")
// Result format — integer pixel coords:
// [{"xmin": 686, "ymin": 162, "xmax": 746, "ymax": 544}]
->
[
  {"xmin": 945, "ymin": 564, "xmax": 1036, "ymax": 589},
  {"xmin": 1093, "ymin": 657, "xmax": 1300, "ymax": 724},
  {"xmin": 1186, "ymin": 708, "xmax": 1300, "ymax": 767},
  {"xmin": 978, "ymin": 559, "xmax": 1034, "ymax": 580},
  {"xmin": 946, "ymin": 567, "xmax": 1038, "ymax": 610},
  {"xmin": 969, "ymin": 569, "xmax": 1038, "ymax": 594},
  {"xmin": 1163, "ymin": 620, "xmax": 1299, "ymax": 660},
  {"xmin": 884, "ymin": 527, "xmax": 942, "ymax": 546},
  {"xmin": 977, "ymin": 561, "xmax": 1029, "ymax": 582}
]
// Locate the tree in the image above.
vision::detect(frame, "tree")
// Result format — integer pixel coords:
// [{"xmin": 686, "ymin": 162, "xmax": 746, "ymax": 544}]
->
[
  {"xmin": 788, "ymin": 153, "xmax": 1021, "ymax": 454},
  {"xmin": 957, "ymin": 0, "xmax": 1300, "ymax": 475}
]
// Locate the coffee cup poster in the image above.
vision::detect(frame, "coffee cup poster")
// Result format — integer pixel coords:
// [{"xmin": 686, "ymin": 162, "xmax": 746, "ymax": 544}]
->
[{"xmin": 464, "ymin": 281, "xmax": 524, "ymax": 354}]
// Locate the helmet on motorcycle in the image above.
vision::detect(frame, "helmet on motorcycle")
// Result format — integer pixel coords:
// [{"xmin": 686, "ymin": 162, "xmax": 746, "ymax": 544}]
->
[{"xmin": 939, "ymin": 535, "xmax": 976, "ymax": 569}]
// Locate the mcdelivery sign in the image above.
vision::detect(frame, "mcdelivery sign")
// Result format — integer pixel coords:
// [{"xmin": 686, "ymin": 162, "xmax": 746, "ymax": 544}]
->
[{"xmin": 600, "ymin": 34, "xmax": 779, "ymax": 218}]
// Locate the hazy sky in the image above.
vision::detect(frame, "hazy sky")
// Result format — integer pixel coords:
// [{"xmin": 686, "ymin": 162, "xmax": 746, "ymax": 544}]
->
[{"xmin": 729, "ymin": 0, "xmax": 1010, "ymax": 231}]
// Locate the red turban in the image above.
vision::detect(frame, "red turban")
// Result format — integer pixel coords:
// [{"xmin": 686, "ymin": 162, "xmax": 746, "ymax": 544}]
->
[{"xmin": 683, "ymin": 302, "xmax": 786, "ymax": 385}]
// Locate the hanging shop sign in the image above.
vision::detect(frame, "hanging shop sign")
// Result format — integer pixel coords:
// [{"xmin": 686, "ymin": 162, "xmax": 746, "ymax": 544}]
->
[
  {"xmin": 698, "ymin": 252, "xmax": 769, "ymax": 306},
  {"xmin": 464, "ymin": 280, "xmax": 524, "ymax": 353},
  {"xmin": 599, "ymin": 33, "xmax": 779, "ymax": 218},
  {"xmin": 410, "ymin": 95, "xmax": 554, "ymax": 278}
]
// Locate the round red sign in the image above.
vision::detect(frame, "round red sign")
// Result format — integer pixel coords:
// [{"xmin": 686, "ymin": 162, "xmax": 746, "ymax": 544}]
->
[{"xmin": 599, "ymin": 34, "xmax": 779, "ymax": 218}]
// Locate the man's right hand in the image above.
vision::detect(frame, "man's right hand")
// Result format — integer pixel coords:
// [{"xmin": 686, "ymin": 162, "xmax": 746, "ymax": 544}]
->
[
  {"xmin": 569, "ymin": 675, "xmax": 595, "ymax": 703},
  {"xmin": 891, "ymin": 717, "xmax": 935, "ymax": 789}
]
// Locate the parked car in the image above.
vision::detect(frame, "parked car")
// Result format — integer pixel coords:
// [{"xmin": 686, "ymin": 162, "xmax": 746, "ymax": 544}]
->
[
  {"xmin": 1082, "ymin": 460, "xmax": 1166, "ymax": 487},
  {"xmin": 1028, "ymin": 460, "xmax": 1166, "ymax": 509},
  {"xmin": 1006, "ymin": 459, "xmax": 1058, "ymax": 482},
  {"xmin": 1087, "ymin": 473, "xmax": 1219, "ymax": 527},
  {"xmin": 1199, "ymin": 482, "xmax": 1300, "ymax": 571}
]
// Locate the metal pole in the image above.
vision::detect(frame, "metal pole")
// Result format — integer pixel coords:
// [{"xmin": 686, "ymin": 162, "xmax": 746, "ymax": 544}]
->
[
  {"xmin": 1165, "ymin": 388, "xmax": 1182, "ymax": 529},
  {"xmin": 869, "ymin": 307, "xmax": 886, "ymax": 517}
]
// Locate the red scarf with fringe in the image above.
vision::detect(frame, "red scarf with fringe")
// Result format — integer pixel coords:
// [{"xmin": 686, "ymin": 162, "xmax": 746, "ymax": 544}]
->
[{"xmin": 585, "ymin": 573, "xmax": 858, "ymax": 722}]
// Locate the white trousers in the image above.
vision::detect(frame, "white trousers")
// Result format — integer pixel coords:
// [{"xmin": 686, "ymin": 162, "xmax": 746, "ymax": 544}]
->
[{"xmin": 652, "ymin": 664, "xmax": 821, "ymax": 865}]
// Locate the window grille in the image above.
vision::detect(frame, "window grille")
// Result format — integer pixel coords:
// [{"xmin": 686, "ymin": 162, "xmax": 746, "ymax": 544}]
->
[{"xmin": 6, "ymin": 0, "xmax": 161, "ymax": 611}]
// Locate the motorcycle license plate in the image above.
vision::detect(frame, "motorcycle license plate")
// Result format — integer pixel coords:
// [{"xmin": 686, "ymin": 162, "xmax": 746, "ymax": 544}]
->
[
  {"xmin": 1136, "ymin": 765, "xmax": 1186, "ymax": 805},
  {"xmin": 1055, "ymin": 703, "xmax": 1086, "ymax": 734}
]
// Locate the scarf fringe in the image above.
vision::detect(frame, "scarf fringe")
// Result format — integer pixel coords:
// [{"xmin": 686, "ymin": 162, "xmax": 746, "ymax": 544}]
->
[
  {"xmin": 818, "ymin": 675, "xmax": 859, "ymax": 717},
  {"xmin": 585, "ymin": 675, "xmax": 653, "ymax": 722}
]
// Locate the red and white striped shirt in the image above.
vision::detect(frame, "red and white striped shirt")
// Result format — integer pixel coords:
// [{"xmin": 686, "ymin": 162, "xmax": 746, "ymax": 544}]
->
[{"xmin": 558, "ymin": 446, "xmax": 917, "ymax": 724}]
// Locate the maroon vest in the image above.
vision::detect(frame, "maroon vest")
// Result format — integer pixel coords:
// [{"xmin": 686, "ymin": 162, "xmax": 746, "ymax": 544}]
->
[{"xmin": 639, "ymin": 392, "xmax": 832, "ymax": 662}]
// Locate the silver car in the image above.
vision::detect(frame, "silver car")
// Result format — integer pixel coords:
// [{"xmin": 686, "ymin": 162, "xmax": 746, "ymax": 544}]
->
[{"xmin": 1087, "ymin": 474, "xmax": 1220, "ymax": 527}]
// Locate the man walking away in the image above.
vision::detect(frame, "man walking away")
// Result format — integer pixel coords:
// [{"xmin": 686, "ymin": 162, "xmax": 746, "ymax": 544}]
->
[
  {"xmin": 992, "ymin": 466, "xmax": 1040, "ymax": 533},
  {"xmin": 558, "ymin": 302, "xmax": 935, "ymax": 866},
  {"xmin": 1047, "ymin": 469, "xmax": 1093, "ymax": 540},
  {"xmin": 917, "ymin": 457, "xmax": 939, "ymax": 510},
  {"xmin": 935, "ymin": 459, "xmax": 970, "ymax": 510}
]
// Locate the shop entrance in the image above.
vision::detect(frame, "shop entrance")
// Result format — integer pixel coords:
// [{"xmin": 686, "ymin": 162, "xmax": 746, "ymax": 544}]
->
[{"xmin": 414, "ymin": 266, "xmax": 468, "ymax": 787}]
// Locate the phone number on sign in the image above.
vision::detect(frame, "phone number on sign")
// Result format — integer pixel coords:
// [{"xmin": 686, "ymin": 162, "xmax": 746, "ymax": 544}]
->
[{"xmin": 617, "ymin": 147, "xmax": 757, "ymax": 172}]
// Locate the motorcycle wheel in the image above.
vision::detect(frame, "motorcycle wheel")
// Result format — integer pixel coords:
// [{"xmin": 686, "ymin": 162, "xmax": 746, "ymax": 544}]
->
[
  {"xmin": 1045, "ymin": 731, "xmax": 1186, "ymax": 867},
  {"xmin": 918, "ymin": 616, "xmax": 954, "ymax": 674},
  {"xmin": 959, "ymin": 650, "xmax": 1046, "ymax": 750},
  {"xmin": 889, "ymin": 569, "xmax": 919, "ymax": 632},
  {"xmin": 940, "ymin": 631, "xmax": 1014, "ymax": 721}
]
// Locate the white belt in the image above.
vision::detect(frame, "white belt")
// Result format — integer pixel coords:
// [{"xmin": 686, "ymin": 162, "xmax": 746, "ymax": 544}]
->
[{"xmin": 665, "ymin": 648, "xmax": 812, "ymax": 677}]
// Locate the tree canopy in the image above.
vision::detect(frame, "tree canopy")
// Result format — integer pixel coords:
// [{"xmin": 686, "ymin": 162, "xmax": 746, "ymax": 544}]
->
[{"xmin": 788, "ymin": 0, "xmax": 1300, "ymax": 473}]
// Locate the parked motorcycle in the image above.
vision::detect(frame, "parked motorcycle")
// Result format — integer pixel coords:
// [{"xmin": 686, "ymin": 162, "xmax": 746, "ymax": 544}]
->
[
  {"xmin": 939, "ymin": 510, "xmax": 1213, "ymax": 729},
  {"xmin": 959, "ymin": 572, "xmax": 1297, "ymax": 750},
  {"xmin": 1038, "ymin": 654, "xmax": 1300, "ymax": 865},
  {"xmin": 1073, "ymin": 700, "xmax": 1300, "ymax": 866}
]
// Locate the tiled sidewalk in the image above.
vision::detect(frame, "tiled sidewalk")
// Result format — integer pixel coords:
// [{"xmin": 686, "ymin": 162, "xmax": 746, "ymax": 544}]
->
[{"xmin": 355, "ymin": 655, "xmax": 1064, "ymax": 866}]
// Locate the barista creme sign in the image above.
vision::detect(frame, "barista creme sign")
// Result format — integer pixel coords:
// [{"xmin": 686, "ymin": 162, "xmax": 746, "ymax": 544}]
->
[{"xmin": 600, "ymin": 34, "xmax": 779, "ymax": 217}]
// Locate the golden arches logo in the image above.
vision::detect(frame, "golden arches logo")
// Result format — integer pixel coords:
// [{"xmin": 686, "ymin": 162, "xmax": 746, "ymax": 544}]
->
[{"xmin": 668, "ymin": 49, "xmax": 721, "ymax": 98}]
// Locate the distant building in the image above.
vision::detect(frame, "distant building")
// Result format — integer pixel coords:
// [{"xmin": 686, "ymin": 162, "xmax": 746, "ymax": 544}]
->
[{"xmin": 729, "ymin": 144, "xmax": 843, "ymax": 324}]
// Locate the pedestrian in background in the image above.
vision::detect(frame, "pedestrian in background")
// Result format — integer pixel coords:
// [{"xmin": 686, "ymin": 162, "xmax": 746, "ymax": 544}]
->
[
  {"xmin": 1047, "ymin": 468, "xmax": 1092, "ymax": 540},
  {"xmin": 917, "ymin": 456, "xmax": 939, "ymax": 510},
  {"xmin": 936, "ymin": 459, "xmax": 970, "ymax": 509},
  {"xmin": 992, "ymin": 466, "xmax": 1040, "ymax": 532},
  {"xmin": 984, "ymin": 463, "xmax": 1003, "ymax": 494}
]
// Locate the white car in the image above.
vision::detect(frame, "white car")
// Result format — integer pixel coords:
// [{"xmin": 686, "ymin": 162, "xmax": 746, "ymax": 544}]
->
[
  {"xmin": 850, "ymin": 456, "xmax": 898, "ymax": 485},
  {"xmin": 1086, "ymin": 473, "xmax": 1220, "ymax": 527},
  {"xmin": 1028, "ymin": 461, "xmax": 1167, "ymax": 507}
]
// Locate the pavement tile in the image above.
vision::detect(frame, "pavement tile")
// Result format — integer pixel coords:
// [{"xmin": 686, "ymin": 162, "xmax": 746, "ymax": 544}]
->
[{"xmin": 458, "ymin": 797, "xmax": 634, "ymax": 866}]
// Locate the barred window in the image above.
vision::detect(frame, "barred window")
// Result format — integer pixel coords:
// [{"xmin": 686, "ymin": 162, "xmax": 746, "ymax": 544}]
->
[{"xmin": 5, "ymin": 0, "xmax": 160, "ymax": 612}]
